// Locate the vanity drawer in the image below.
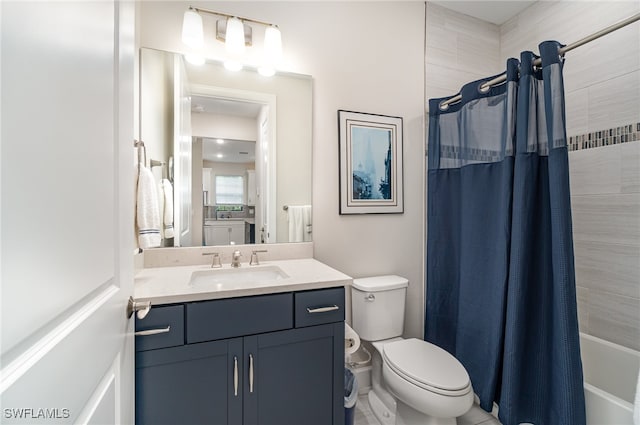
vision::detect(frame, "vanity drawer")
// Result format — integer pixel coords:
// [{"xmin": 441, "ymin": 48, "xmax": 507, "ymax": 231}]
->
[
  {"xmin": 135, "ymin": 304, "xmax": 184, "ymax": 352},
  {"xmin": 186, "ymin": 293, "xmax": 293, "ymax": 343},
  {"xmin": 295, "ymin": 287, "xmax": 345, "ymax": 328}
]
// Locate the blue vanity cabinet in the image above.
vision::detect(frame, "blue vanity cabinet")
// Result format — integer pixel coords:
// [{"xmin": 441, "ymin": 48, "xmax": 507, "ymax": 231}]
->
[
  {"xmin": 135, "ymin": 338, "xmax": 243, "ymax": 425},
  {"xmin": 135, "ymin": 287, "xmax": 345, "ymax": 425},
  {"xmin": 134, "ymin": 304, "xmax": 244, "ymax": 425},
  {"xmin": 243, "ymin": 322, "xmax": 345, "ymax": 425}
]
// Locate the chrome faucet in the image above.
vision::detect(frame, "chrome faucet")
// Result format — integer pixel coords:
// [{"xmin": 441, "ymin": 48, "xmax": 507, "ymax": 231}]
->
[
  {"xmin": 202, "ymin": 252, "xmax": 221, "ymax": 268},
  {"xmin": 231, "ymin": 250, "xmax": 242, "ymax": 268},
  {"xmin": 250, "ymin": 250, "xmax": 268, "ymax": 266}
]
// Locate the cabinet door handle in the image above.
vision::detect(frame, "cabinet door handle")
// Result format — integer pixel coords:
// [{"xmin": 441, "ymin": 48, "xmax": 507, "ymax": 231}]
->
[
  {"xmin": 306, "ymin": 305, "xmax": 340, "ymax": 314},
  {"xmin": 249, "ymin": 354, "xmax": 254, "ymax": 393},
  {"xmin": 134, "ymin": 326, "xmax": 170, "ymax": 336},
  {"xmin": 233, "ymin": 356, "xmax": 239, "ymax": 397}
]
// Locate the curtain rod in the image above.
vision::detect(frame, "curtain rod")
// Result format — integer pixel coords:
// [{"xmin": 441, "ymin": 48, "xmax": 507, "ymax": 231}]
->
[{"xmin": 438, "ymin": 12, "xmax": 640, "ymax": 110}]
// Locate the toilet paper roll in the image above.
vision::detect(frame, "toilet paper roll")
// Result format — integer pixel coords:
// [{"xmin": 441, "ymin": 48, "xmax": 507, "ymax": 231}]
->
[{"xmin": 344, "ymin": 323, "xmax": 360, "ymax": 355}]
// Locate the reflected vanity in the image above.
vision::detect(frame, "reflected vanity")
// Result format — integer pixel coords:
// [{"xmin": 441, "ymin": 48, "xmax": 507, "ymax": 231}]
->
[{"xmin": 139, "ymin": 48, "xmax": 312, "ymax": 248}]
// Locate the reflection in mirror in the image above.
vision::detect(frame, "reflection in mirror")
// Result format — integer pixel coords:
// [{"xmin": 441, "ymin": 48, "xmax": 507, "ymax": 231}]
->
[{"xmin": 139, "ymin": 48, "xmax": 312, "ymax": 248}]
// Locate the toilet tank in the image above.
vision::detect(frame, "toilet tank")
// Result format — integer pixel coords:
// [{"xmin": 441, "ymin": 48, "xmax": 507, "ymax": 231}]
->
[{"xmin": 351, "ymin": 275, "xmax": 409, "ymax": 341}]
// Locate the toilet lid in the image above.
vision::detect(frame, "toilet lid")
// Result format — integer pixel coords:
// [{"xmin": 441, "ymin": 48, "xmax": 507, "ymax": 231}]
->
[{"xmin": 383, "ymin": 339, "xmax": 470, "ymax": 395}]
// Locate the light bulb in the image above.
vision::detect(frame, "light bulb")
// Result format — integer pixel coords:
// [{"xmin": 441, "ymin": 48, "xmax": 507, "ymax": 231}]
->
[
  {"xmin": 259, "ymin": 25, "xmax": 282, "ymax": 77},
  {"xmin": 182, "ymin": 9, "xmax": 203, "ymax": 48},
  {"xmin": 225, "ymin": 17, "xmax": 245, "ymax": 55},
  {"xmin": 263, "ymin": 26, "xmax": 282, "ymax": 63}
]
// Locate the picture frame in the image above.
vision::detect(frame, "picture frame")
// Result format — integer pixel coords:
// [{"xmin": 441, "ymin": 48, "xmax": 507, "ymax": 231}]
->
[{"xmin": 338, "ymin": 110, "xmax": 404, "ymax": 214}]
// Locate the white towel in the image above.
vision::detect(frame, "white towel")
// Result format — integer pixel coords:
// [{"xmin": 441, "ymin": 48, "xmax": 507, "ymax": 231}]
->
[
  {"xmin": 634, "ymin": 369, "xmax": 640, "ymax": 425},
  {"xmin": 161, "ymin": 179, "xmax": 174, "ymax": 239},
  {"xmin": 302, "ymin": 205, "xmax": 312, "ymax": 242},
  {"xmin": 287, "ymin": 205, "xmax": 312, "ymax": 243},
  {"xmin": 137, "ymin": 165, "xmax": 161, "ymax": 249}
]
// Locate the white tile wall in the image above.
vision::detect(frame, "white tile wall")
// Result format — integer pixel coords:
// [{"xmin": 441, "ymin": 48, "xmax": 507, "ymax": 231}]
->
[
  {"xmin": 572, "ymin": 192, "xmax": 640, "ymax": 246},
  {"xmin": 570, "ymin": 143, "xmax": 640, "ymax": 351},
  {"xmin": 426, "ymin": 3, "xmax": 502, "ymax": 104},
  {"xmin": 622, "ymin": 142, "xmax": 640, "ymax": 192}
]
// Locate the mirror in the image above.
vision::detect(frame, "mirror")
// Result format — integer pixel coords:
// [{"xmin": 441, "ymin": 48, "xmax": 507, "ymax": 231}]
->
[{"xmin": 139, "ymin": 48, "xmax": 312, "ymax": 247}]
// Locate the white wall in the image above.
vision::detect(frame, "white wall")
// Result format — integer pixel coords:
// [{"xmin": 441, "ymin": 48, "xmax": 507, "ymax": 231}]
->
[
  {"xmin": 192, "ymin": 112, "xmax": 257, "ymax": 140},
  {"xmin": 140, "ymin": 48, "xmax": 173, "ymax": 178},
  {"xmin": 139, "ymin": 2, "xmax": 426, "ymax": 338},
  {"xmin": 276, "ymin": 2, "xmax": 426, "ymax": 337}
]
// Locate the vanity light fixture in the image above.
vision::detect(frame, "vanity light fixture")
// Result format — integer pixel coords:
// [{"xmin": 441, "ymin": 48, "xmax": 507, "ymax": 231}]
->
[
  {"xmin": 216, "ymin": 139, "xmax": 225, "ymax": 144},
  {"xmin": 224, "ymin": 17, "xmax": 246, "ymax": 55},
  {"xmin": 258, "ymin": 25, "xmax": 282, "ymax": 77},
  {"xmin": 182, "ymin": 7, "xmax": 204, "ymax": 48},
  {"xmin": 181, "ymin": 6, "xmax": 282, "ymax": 74}
]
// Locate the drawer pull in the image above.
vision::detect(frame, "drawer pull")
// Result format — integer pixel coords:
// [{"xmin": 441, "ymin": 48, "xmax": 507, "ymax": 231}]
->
[
  {"xmin": 249, "ymin": 354, "xmax": 254, "ymax": 393},
  {"xmin": 233, "ymin": 356, "xmax": 239, "ymax": 396},
  {"xmin": 135, "ymin": 326, "xmax": 171, "ymax": 336},
  {"xmin": 306, "ymin": 305, "xmax": 340, "ymax": 314}
]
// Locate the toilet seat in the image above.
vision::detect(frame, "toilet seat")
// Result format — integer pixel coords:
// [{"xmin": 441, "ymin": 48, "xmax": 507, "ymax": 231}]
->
[{"xmin": 383, "ymin": 338, "xmax": 471, "ymax": 397}]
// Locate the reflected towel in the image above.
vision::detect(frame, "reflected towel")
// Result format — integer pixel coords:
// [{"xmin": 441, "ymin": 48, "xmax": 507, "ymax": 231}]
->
[
  {"xmin": 137, "ymin": 166, "xmax": 161, "ymax": 249},
  {"xmin": 287, "ymin": 205, "xmax": 312, "ymax": 243},
  {"xmin": 158, "ymin": 178, "xmax": 174, "ymax": 239}
]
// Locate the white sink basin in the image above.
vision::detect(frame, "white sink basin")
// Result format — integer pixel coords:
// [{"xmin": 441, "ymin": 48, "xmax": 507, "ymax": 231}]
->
[{"xmin": 189, "ymin": 266, "xmax": 289, "ymax": 289}]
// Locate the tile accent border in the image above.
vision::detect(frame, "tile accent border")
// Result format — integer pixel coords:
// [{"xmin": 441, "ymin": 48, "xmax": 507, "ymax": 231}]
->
[{"xmin": 568, "ymin": 122, "xmax": 640, "ymax": 152}]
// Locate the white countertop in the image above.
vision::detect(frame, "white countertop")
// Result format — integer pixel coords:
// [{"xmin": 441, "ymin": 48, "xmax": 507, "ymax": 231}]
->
[{"xmin": 134, "ymin": 258, "xmax": 352, "ymax": 305}]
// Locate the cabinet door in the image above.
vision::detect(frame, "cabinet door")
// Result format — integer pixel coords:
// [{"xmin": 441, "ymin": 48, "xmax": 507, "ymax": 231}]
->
[
  {"xmin": 229, "ymin": 222, "xmax": 245, "ymax": 245},
  {"xmin": 204, "ymin": 225, "xmax": 231, "ymax": 246},
  {"xmin": 244, "ymin": 323, "xmax": 344, "ymax": 425},
  {"xmin": 136, "ymin": 338, "xmax": 243, "ymax": 425},
  {"xmin": 212, "ymin": 225, "xmax": 231, "ymax": 245}
]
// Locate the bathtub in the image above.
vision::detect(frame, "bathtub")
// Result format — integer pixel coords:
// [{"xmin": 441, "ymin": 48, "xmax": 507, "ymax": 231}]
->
[{"xmin": 581, "ymin": 333, "xmax": 640, "ymax": 425}]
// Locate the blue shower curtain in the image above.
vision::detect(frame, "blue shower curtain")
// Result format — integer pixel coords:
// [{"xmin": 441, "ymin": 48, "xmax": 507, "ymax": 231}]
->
[{"xmin": 425, "ymin": 41, "xmax": 586, "ymax": 425}]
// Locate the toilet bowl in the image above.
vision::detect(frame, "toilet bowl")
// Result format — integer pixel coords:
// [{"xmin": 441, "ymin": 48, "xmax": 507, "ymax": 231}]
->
[
  {"xmin": 382, "ymin": 338, "xmax": 473, "ymax": 424},
  {"xmin": 351, "ymin": 276, "xmax": 474, "ymax": 425}
]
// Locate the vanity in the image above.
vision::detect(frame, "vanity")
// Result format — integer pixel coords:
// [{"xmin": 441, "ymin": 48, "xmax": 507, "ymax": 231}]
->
[{"xmin": 134, "ymin": 258, "xmax": 351, "ymax": 425}]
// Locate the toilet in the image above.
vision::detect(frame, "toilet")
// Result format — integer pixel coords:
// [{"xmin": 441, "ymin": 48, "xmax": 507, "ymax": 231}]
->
[{"xmin": 351, "ymin": 275, "xmax": 474, "ymax": 425}]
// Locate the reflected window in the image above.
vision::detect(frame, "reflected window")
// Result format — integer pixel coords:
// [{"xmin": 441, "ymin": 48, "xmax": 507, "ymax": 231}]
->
[{"xmin": 215, "ymin": 175, "xmax": 244, "ymax": 204}]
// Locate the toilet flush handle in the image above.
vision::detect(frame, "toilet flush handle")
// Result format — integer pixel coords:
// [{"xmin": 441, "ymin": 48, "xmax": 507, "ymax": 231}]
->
[{"xmin": 365, "ymin": 293, "xmax": 375, "ymax": 302}]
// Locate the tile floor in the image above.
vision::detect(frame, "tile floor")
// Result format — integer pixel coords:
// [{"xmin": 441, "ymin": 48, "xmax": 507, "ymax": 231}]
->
[
  {"xmin": 353, "ymin": 394, "xmax": 382, "ymax": 425},
  {"xmin": 353, "ymin": 393, "xmax": 502, "ymax": 425}
]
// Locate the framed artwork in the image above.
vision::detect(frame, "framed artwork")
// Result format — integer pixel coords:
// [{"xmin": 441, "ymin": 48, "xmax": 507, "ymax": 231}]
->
[{"xmin": 338, "ymin": 110, "xmax": 404, "ymax": 214}]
